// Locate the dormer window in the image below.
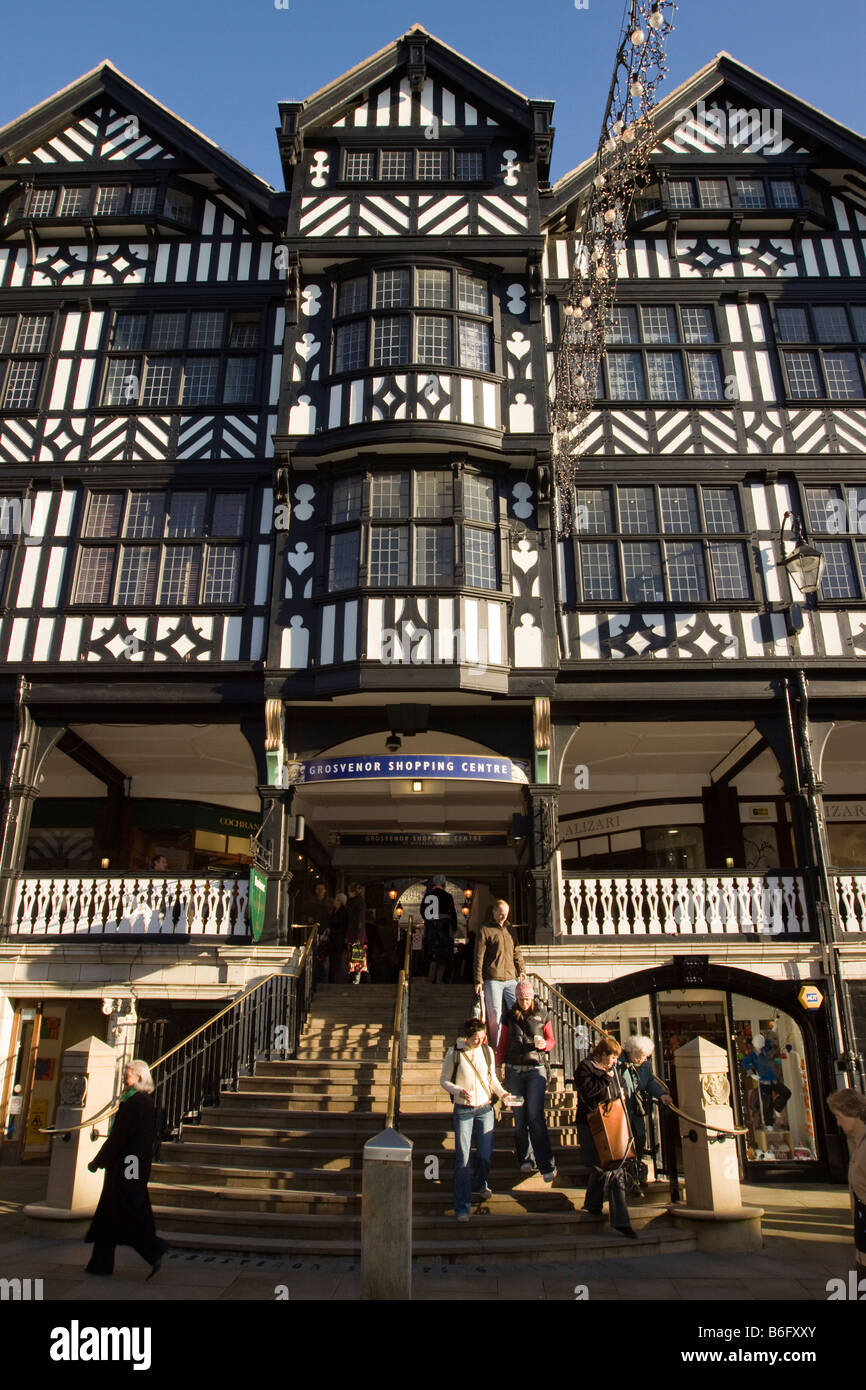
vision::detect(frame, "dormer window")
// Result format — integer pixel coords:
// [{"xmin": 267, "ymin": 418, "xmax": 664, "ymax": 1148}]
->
[
  {"xmin": 94, "ymin": 186, "xmax": 126, "ymax": 215},
  {"xmin": 30, "ymin": 188, "xmax": 57, "ymax": 217},
  {"xmin": 129, "ymin": 186, "xmax": 159, "ymax": 215},
  {"xmin": 3, "ymin": 183, "xmax": 192, "ymax": 226},
  {"xmin": 340, "ymin": 149, "xmax": 486, "ymax": 183},
  {"xmin": 345, "ymin": 152, "xmax": 375, "ymax": 181},
  {"xmin": 658, "ymin": 174, "xmax": 811, "ymax": 215},
  {"xmin": 455, "ymin": 151, "xmax": 483, "ymax": 181},
  {"xmin": 381, "ymin": 151, "xmax": 412, "ymax": 180},
  {"xmin": 58, "ymin": 188, "xmax": 88, "ymax": 216}
]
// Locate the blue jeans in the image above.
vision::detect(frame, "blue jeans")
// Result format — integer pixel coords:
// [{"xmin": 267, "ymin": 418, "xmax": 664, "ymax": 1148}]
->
[
  {"xmin": 505, "ymin": 1065, "xmax": 554, "ymax": 1174},
  {"xmin": 483, "ymin": 978, "xmax": 516, "ymax": 1048},
  {"xmin": 578, "ymin": 1122, "xmax": 630, "ymax": 1228},
  {"xmin": 453, "ymin": 1103, "xmax": 494, "ymax": 1217}
]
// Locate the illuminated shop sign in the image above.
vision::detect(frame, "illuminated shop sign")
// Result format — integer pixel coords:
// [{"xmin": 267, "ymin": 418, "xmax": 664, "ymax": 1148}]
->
[{"xmin": 286, "ymin": 755, "xmax": 524, "ymax": 785}]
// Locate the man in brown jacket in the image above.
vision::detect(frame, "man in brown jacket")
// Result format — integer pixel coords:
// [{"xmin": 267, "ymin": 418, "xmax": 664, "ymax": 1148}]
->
[{"xmin": 474, "ymin": 898, "xmax": 526, "ymax": 1047}]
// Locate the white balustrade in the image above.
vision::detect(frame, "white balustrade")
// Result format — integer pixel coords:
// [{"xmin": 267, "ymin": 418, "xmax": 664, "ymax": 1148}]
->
[
  {"xmin": 833, "ymin": 874, "xmax": 866, "ymax": 933},
  {"xmin": 560, "ymin": 873, "xmax": 810, "ymax": 937},
  {"xmin": 9, "ymin": 875, "xmax": 251, "ymax": 937}
]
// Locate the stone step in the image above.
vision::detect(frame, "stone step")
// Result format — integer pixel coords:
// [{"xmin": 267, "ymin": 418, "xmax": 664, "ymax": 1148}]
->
[
  {"xmin": 202, "ymin": 1099, "xmax": 579, "ymax": 1128},
  {"xmin": 154, "ymin": 1207, "xmax": 692, "ymax": 1261},
  {"xmin": 174, "ymin": 1117, "xmax": 581, "ymax": 1145},
  {"xmin": 239, "ymin": 1079, "xmax": 567, "ymax": 1103},
  {"xmin": 164, "ymin": 1139, "xmax": 589, "ymax": 1173},
  {"xmin": 152, "ymin": 1156, "xmax": 591, "ymax": 1188},
  {"xmin": 150, "ymin": 1179, "xmax": 597, "ymax": 1217},
  {"xmin": 151, "ymin": 1164, "xmax": 595, "ymax": 1204}
]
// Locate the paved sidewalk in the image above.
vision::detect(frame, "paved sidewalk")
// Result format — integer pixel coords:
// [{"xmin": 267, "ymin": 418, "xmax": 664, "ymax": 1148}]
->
[{"xmin": 0, "ymin": 1166, "xmax": 855, "ymax": 1300}]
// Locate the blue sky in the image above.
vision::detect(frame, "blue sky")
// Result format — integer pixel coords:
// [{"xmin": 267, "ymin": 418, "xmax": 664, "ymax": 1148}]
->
[{"xmin": 1, "ymin": 0, "xmax": 863, "ymax": 188}]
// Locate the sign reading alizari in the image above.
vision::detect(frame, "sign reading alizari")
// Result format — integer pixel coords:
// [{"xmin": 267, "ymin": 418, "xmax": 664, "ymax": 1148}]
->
[{"xmin": 283, "ymin": 755, "xmax": 526, "ymax": 785}]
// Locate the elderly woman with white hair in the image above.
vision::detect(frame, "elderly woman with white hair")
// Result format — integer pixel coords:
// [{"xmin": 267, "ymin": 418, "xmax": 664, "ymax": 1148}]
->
[
  {"xmin": 84, "ymin": 1058, "xmax": 166, "ymax": 1278},
  {"xmin": 619, "ymin": 1035, "xmax": 673, "ymax": 1195}
]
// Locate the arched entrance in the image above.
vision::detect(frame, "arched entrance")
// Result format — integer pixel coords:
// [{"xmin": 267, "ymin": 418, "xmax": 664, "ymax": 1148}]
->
[{"xmin": 560, "ymin": 960, "xmax": 843, "ymax": 1182}]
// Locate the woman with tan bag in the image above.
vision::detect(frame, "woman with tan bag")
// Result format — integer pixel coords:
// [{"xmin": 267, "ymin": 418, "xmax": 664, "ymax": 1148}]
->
[{"xmin": 575, "ymin": 1035, "xmax": 636, "ymax": 1239}]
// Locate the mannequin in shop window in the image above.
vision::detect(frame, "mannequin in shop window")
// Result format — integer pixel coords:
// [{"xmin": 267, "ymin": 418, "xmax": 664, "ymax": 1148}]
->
[{"xmin": 741, "ymin": 1033, "xmax": 791, "ymax": 1130}]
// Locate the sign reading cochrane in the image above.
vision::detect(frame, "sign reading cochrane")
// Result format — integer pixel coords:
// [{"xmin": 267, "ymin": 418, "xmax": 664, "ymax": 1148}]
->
[{"xmin": 287, "ymin": 755, "xmax": 525, "ymax": 785}]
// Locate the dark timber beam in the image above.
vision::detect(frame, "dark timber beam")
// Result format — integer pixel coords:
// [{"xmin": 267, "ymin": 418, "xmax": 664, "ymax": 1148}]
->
[{"xmin": 57, "ymin": 730, "xmax": 126, "ymax": 788}]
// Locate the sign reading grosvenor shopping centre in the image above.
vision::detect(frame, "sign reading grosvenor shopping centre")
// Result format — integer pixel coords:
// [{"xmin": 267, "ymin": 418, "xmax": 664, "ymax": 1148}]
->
[{"xmin": 284, "ymin": 755, "xmax": 527, "ymax": 786}]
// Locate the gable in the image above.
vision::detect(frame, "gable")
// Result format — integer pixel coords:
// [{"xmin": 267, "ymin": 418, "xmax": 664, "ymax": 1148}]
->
[
  {"xmin": 15, "ymin": 102, "xmax": 177, "ymax": 165},
  {"xmin": 653, "ymin": 94, "xmax": 809, "ymax": 158},
  {"xmin": 330, "ymin": 74, "xmax": 500, "ymax": 132}
]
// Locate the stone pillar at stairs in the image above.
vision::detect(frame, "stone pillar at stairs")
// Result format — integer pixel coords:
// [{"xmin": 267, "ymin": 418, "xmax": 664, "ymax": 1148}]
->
[
  {"xmin": 25, "ymin": 1035, "xmax": 120, "ymax": 1238},
  {"xmin": 668, "ymin": 1035, "xmax": 763, "ymax": 1252},
  {"xmin": 361, "ymin": 1127, "xmax": 413, "ymax": 1300}
]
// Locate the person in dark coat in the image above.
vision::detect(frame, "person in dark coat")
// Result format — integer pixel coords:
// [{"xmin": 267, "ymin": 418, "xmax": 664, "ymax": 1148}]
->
[
  {"xmin": 84, "ymin": 1059, "xmax": 166, "ymax": 1277},
  {"xmin": 329, "ymin": 893, "xmax": 348, "ymax": 982},
  {"xmin": 575, "ymin": 1035, "xmax": 636, "ymax": 1239},
  {"xmin": 421, "ymin": 874, "xmax": 458, "ymax": 983}
]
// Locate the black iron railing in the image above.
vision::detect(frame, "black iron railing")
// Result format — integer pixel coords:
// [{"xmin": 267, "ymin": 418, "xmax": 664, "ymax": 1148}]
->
[
  {"xmin": 527, "ymin": 973, "xmax": 595, "ymax": 1085},
  {"xmin": 385, "ymin": 925, "xmax": 413, "ymax": 1131},
  {"xmin": 150, "ymin": 925, "xmax": 317, "ymax": 1147}
]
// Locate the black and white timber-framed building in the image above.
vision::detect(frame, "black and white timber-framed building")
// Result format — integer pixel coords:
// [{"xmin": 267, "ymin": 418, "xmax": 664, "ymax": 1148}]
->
[{"xmin": 0, "ymin": 29, "xmax": 863, "ymax": 1181}]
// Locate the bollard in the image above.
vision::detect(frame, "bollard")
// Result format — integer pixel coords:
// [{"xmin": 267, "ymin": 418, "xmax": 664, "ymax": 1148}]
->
[
  {"xmin": 668, "ymin": 1035, "xmax": 763, "ymax": 1252},
  {"xmin": 25, "ymin": 1035, "xmax": 119, "ymax": 1238},
  {"xmin": 361, "ymin": 1127, "xmax": 413, "ymax": 1300}
]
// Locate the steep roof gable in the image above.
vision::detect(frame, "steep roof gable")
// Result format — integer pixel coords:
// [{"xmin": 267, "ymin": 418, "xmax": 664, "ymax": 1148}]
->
[
  {"xmin": 0, "ymin": 61, "xmax": 277, "ymax": 209},
  {"xmin": 286, "ymin": 25, "xmax": 543, "ymax": 134},
  {"xmin": 548, "ymin": 52, "xmax": 866, "ymax": 218}
]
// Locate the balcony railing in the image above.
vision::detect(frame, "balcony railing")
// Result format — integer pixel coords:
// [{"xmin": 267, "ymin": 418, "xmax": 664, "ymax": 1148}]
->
[
  {"xmin": 833, "ymin": 874, "xmax": 866, "ymax": 934},
  {"xmin": 560, "ymin": 873, "xmax": 810, "ymax": 937},
  {"xmin": 9, "ymin": 874, "xmax": 250, "ymax": 937}
]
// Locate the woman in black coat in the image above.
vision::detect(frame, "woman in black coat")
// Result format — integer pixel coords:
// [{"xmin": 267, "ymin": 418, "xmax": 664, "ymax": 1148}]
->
[
  {"xmin": 575, "ymin": 1036, "xmax": 635, "ymax": 1239},
  {"xmin": 85, "ymin": 1059, "xmax": 166, "ymax": 1277}
]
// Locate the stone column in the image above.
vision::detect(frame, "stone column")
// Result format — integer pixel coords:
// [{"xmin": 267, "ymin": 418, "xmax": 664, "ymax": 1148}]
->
[
  {"xmin": 25, "ymin": 1035, "xmax": 120, "ymax": 1238},
  {"xmin": 360, "ymin": 1127, "xmax": 413, "ymax": 1300},
  {"xmin": 668, "ymin": 1035, "xmax": 763, "ymax": 1252},
  {"xmin": 0, "ymin": 693, "xmax": 64, "ymax": 937}
]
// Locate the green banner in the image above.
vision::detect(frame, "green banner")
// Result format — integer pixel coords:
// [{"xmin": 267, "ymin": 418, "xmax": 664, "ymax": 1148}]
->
[{"xmin": 249, "ymin": 867, "xmax": 268, "ymax": 943}]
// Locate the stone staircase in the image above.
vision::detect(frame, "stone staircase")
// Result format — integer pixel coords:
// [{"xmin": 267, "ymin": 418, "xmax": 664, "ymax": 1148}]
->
[{"xmin": 151, "ymin": 982, "xmax": 694, "ymax": 1262}]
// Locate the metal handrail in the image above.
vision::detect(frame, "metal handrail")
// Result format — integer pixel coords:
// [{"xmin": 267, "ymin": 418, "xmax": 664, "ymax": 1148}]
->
[
  {"xmin": 385, "ymin": 925, "xmax": 413, "ymax": 1130},
  {"xmin": 43, "ymin": 927, "xmax": 317, "ymax": 1136},
  {"xmin": 526, "ymin": 972, "xmax": 605, "ymax": 1087}
]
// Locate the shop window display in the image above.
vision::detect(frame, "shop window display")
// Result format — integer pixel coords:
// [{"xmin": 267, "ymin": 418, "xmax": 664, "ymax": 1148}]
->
[
  {"xmin": 732, "ymin": 998, "xmax": 815, "ymax": 1162},
  {"xmin": 602, "ymin": 989, "xmax": 818, "ymax": 1166}
]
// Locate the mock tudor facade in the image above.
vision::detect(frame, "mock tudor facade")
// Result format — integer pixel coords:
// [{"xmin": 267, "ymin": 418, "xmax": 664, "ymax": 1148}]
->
[{"xmin": 0, "ymin": 30, "xmax": 863, "ymax": 1179}]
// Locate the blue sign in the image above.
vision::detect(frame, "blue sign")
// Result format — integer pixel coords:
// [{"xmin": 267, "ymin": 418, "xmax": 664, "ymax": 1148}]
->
[{"xmin": 287, "ymin": 754, "xmax": 521, "ymax": 785}]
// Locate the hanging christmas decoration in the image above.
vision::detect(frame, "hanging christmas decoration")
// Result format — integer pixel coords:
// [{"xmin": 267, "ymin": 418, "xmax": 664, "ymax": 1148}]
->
[{"xmin": 552, "ymin": 0, "xmax": 678, "ymax": 534}]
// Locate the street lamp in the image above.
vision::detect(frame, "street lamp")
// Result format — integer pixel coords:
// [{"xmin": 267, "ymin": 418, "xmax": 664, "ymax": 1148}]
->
[
  {"xmin": 778, "ymin": 512, "xmax": 825, "ymax": 637},
  {"xmin": 780, "ymin": 511, "xmax": 825, "ymax": 597}
]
